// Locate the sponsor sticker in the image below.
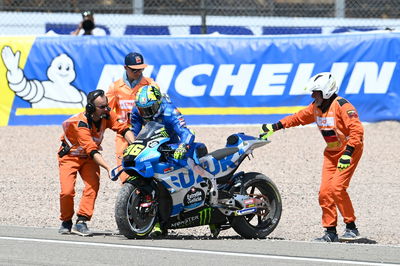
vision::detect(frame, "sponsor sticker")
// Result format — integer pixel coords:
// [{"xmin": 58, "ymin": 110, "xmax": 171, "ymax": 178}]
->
[
  {"xmin": 148, "ymin": 140, "xmax": 159, "ymax": 148},
  {"xmin": 199, "ymin": 207, "xmax": 212, "ymax": 225},
  {"xmin": 163, "ymin": 167, "xmax": 174, "ymax": 173},
  {"xmin": 184, "ymin": 187, "xmax": 205, "ymax": 206},
  {"xmin": 244, "ymin": 199, "xmax": 255, "ymax": 205},
  {"xmin": 170, "ymin": 216, "xmax": 199, "ymax": 228},
  {"xmin": 235, "ymin": 207, "xmax": 257, "ymax": 216}
]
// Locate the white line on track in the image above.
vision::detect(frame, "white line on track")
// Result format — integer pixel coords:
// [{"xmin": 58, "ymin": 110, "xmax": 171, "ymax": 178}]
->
[{"xmin": 0, "ymin": 236, "xmax": 390, "ymax": 265}]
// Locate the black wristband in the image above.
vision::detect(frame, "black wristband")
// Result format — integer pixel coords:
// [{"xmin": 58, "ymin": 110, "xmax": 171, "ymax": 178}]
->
[
  {"xmin": 122, "ymin": 128, "xmax": 131, "ymax": 138},
  {"xmin": 262, "ymin": 122, "xmax": 283, "ymax": 132},
  {"xmin": 343, "ymin": 145, "xmax": 355, "ymax": 156},
  {"xmin": 90, "ymin": 150, "xmax": 100, "ymax": 158},
  {"xmin": 273, "ymin": 121, "xmax": 283, "ymax": 131}
]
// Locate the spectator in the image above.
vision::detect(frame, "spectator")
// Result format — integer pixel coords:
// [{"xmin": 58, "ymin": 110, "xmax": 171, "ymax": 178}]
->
[{"xmin": 71, "ymin": 10, "xmax": 107, "ymax": 36}]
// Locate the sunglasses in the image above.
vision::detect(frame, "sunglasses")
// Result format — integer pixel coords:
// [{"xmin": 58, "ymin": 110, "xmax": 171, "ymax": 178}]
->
[
  {"xmin": 127, "ymin": 67, "xmax": 144, "ymax": 73},
  {"xmin": 95, "ymin": 104, "xmax": 109, "ymax": 109}
]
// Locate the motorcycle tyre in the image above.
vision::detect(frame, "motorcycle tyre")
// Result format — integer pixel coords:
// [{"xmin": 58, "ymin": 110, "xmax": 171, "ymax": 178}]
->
[
  {"xmin": 115, "ymin": 183, "xmax": 156, "ymax": 239},
  {"xmin": 231, "ymin": 172, "xmax": 282, "ymax": 239}
]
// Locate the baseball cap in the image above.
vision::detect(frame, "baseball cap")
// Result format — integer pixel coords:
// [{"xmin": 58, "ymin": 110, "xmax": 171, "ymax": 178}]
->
[{"xmin": 125, "ymin": 52, "xmax": 148, "ymax": 69}]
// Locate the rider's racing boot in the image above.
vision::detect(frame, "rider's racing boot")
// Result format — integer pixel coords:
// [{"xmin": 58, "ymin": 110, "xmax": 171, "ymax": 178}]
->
[
  {"xmin": 149, "ymin": 223, "xmax": 167, "ymax": 238},
  {"xmin": 209, "ymin": 224, "xmax": 221, "ymax": 238}
]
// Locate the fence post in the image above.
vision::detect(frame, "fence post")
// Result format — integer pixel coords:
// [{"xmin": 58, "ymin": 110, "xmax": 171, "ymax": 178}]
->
[
  {"xmin": 268, "ymin": 0, "xmax": 274, "ymax": 16},
  {"xmin": 335, "ymin": 0, "xmax": 345, "ymax": 18},
  {"xmin": 201, "ymin": 0, "xmax": 207, "ymax": 34},
  {"xmin": 133, "ymin": 0, "xmax": 143, "ymax": 14}
]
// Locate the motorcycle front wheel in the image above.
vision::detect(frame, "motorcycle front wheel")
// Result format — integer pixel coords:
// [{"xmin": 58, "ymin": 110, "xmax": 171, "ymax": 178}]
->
[
  {"xmin": 115, "ymin": 183, "xmax": 157, "ymax": 239},
  {"xmin": 231, "ymin": 172, "xmax": 282, "ymax": 239}
]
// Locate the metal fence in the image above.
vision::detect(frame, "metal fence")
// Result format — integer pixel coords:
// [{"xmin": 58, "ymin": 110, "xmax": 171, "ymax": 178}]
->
[
  {"xmin": 3, "ymin": 0, "xmax": 400, "ymax": 17},
  {"xmin": 1, "ymin": 0, "xmax": 400, "ymax": 35}
]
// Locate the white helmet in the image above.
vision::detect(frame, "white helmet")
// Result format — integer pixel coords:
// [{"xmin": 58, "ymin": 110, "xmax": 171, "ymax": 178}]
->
[{"xmin": 305, "ymin": 72, "xmax": 338, "ymax": 99}]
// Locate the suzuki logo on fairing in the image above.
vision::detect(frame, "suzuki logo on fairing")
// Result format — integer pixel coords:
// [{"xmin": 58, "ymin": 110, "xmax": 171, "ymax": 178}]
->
[
  {"xmin": 169, "ymin": 169, "xmax": 204, "ymax": 189},
  {"xmin": 207, "ymin": 155, "xmax": 237, "ymax": 175},
  {"xmin": 220, "ymin": 154, "xmax": 237, "ymax": 171}
]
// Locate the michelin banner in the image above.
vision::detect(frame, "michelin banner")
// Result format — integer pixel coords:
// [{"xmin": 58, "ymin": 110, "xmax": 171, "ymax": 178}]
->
[{"xmin": 0, "ymin": 32, "xmax": 399, "ymax": 126}]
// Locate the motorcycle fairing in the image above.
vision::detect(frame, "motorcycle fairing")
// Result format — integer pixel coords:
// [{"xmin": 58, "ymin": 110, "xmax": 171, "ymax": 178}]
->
[{"xmin": 168, "ymin": 206, "xmax": 227, "ymax": 229}]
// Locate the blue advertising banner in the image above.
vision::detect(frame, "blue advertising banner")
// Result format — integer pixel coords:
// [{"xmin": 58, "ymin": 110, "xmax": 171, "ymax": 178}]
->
[{"xmin": 1, "ymin": 32, "xmax": 399, "ymax": 126}]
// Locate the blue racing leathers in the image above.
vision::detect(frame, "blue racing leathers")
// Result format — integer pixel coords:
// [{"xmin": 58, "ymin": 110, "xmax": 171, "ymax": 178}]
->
[{"xmin": 130, "ymin": 96, "xmax": 195, "ymax": 148}]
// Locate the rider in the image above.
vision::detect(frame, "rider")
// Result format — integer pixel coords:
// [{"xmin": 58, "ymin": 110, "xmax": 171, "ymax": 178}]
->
[
  {"xmin": 131, "ymin": 84, "xmax": 195, "ymax": 159},
  {"xmin": 129, "ymin": 85, "xmax": 219, "ymax": 238},
  {"xmin": 129, "ymin": 84, "xmax": 195, "ymax": 237}
]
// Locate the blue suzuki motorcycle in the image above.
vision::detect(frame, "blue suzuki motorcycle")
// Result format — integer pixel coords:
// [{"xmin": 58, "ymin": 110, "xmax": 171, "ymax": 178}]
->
[{"xmin": 111, "ymin": 121, "xmax": 282, "ymax": 239}]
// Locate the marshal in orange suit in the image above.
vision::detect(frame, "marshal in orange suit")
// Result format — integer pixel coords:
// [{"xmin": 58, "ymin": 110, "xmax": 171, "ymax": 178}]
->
[
  {"xmin": 106, "ymin": 52, "xmax": 157, "ymax": 183},
  {"xmin": 260, "ymin": 72, "xmax": 364, "ymax": 243},
  {"xmin": 57, "ymin": 90, "xmax": 134, "ymax": 236}
]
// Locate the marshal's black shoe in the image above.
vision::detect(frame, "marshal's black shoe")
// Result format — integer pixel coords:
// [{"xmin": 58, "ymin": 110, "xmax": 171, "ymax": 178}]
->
[
  {"xmin": 58, "ymin": 220, "xmax": 72, "ymax": 234},
  {"xmin": 340, "ymin": 228, "xmax": 361, "ymax": 241},
  {"xmin": 71, "ymin": 221, "xmax": 93, "ymax": 237}
]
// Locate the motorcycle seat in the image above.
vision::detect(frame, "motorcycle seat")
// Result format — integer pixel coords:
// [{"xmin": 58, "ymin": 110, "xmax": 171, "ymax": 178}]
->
[{"xmin": 208, "ymin": 147, "xmax": 239, "ymax": 160}]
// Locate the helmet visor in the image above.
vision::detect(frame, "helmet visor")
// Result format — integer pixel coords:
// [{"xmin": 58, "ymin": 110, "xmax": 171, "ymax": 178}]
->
[{"xmin": 137, "ymin": 101, "xmax": 160, "ymax": 119}]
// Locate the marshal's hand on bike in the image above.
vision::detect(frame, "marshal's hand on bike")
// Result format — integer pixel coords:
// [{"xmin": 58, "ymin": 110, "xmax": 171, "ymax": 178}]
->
[{"xmin": 260, "ymin": 124, "xmax": 274, "ymax": 140}]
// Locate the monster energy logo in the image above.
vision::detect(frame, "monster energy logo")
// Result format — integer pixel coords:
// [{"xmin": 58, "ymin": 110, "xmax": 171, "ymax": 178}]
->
[
  {"xmin": 127, "ymin": 176, "xmax": 137, "ymax": 182},
  {"xmin": 154, "ymin": 127, "xmax": 169, "ymax": 138},
  {"xmin": 152, "ymin": 86, "xmax": 162, "ymax": 99},
  {"xmin": 160, "ymin": 129, "xmax": 169, "ymax": 138},
  {"xmin": 199, "ymin": 207, "xmax": 212, "ymax": 225}
]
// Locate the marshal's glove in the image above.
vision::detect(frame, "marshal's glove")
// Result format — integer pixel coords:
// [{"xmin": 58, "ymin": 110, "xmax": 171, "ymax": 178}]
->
[
  {"xmin": 260, "ymin": 124, "xmax": 274, "ymax": 140},
  {"xmin": 337, "ymin": 154, "xmax": 351, "ymax": 171},
  {"xmin": 337, "ymin": 146, "xmax": 355, "ymax": 171},
  {"xmin": 174, "ymin": 144, "xmax": 187, "ymax": 160}
]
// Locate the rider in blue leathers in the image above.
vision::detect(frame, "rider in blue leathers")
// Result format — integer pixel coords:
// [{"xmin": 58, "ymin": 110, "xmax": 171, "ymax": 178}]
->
[
  {"xmin": 130, "ymin": 86, "xmax": 195, "ymax": 160},
  {"xmin": 130, "ymin": 85, "xmax": 207, "ymax": 238}
]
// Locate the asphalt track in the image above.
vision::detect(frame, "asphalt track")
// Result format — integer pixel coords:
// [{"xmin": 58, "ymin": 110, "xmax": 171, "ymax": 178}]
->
[{"xmin": 0, "ymin": 226, "xmax": 398, "ymax": 266}]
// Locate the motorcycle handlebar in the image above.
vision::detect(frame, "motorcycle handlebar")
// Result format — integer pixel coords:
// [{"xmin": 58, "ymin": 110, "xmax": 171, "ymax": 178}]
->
[
  {"xmin": 110, "ymin": 165, "xmax": 122, "ymax": 181},
  {"xmin": 159, "ymin": 145, "xmax": 176, "ymax": 160}
]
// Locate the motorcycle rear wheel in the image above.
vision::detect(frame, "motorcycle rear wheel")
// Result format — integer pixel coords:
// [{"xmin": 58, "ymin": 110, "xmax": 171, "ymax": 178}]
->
[
  {"xmin": 115, "ymin": 183, "xmax": 157, "ymax": 239},
  {"xmin": 231, "ymin": 172, "xmax": 282, "ymax": 239}
]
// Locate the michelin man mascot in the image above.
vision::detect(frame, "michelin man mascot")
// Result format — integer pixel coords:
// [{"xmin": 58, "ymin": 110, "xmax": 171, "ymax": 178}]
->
[{"xmin": 1, "ymin": 46, "xmax": 86, "ymax": 108}]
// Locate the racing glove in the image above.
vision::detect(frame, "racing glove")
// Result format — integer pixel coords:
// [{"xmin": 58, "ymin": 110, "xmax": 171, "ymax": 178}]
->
[
  {"xmin": 174, "ymin": 144, "xmax": 187, "ymax": 160},
  {"xmin": 337, "ymin": 146, "xmax": 354, "ymax": 171}
]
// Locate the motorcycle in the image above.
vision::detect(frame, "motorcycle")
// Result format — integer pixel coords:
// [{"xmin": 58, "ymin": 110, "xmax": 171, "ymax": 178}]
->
[{"xmin": 111, "ymin": 121, "xmax": 282, "ymax": 239}]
